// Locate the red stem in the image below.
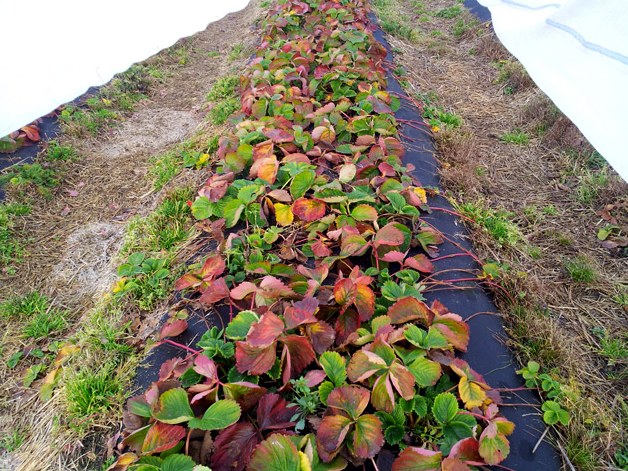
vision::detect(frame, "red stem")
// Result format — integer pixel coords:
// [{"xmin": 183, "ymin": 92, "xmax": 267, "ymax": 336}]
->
[{"xmin": 162, "ymin": 338, "xmax": 201, "ymax": 355}]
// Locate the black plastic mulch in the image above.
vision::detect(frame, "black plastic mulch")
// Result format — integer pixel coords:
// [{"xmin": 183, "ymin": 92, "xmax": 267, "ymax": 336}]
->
[{"xmin": 132, "ymin": 8, "xmax": 561, "ymax": 471}]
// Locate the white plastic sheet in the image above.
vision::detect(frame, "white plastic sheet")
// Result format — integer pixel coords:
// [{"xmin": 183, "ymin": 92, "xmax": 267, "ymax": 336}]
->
[
  {"xmin": 0, "ymin": 0, "xmax": 250, "ymax": 138},
  {"xmin": 476, "ymin": 0, "xmax": 628, "ymax": 181}
]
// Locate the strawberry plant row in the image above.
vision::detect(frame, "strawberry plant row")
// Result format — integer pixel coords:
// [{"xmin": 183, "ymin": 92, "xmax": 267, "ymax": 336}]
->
[{"xmin": 110, "ymin": 1, "xmax": 517, "ymax": 470}]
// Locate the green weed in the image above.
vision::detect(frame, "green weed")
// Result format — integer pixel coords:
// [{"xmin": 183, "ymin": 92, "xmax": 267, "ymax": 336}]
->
[
  {"xmin": 0, "ymin": 203, "xmax": 30, "ymax": 268},
  {"xmin": 435, "ymin": 5, "xmax": 462, "ymax": 18},
  {"xmin": 0, "ymin": 430, "xmax": 25, "ymax": 452},
  {"xmin": 228, "ymin": 43, "xmax": 245, "ymax": 61},
  {"xmin": 564, "ymin": 256, "xmax": 596, "ymax": 283},
  {"xmin": 149, "ymin": 150, "xmax": 180, "ymax": 190},
  {"xmin": 115, "ymin": 253, "xmax": 173, "ymax": 311},
  {"xmin": 0, "ymin": 163, "xmax": 58, "ymax": 194},
  {"xmin": 458, "ymin": 202, "xmax": 521, "ymax": 246},
  {"xmin": 0, "ymin": 291, "xmax": 49, "ymax": 319},
  {"xmin": 46, "ymin": 141, "xmax": 77, "ymax": 161},
  {"xmin": 500, "ymin": 130, "xmax": 529, "ymax": 145},
  {"xmin": 452, "ymin": 17, "xmax": 479, "ymax": 38},
  {"xmin": 575, "ymin": 168, "xmax": 609, "ymax": 206},
  {"xmin": 209, "ymin": 98, "xmax": 240, "ymax": 125},
  {"xmin": 22, "ymin": 307, "xmax": 68, "ymax": 340}
]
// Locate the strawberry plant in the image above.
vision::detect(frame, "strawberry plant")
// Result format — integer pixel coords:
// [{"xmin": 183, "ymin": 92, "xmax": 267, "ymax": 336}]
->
[{"xmin": 109, "ymin": 0, "xmax": 516, "ymax": 469}]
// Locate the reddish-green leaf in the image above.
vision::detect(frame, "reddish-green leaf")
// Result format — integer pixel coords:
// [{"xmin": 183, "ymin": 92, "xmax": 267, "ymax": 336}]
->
[
  {"xmin": 347, "ymin": 350, "xmax": 387, "ymax": 382},
  {"xmin": 354, "ymin": 284, "xmax": 375, "ymax": 321},
  {"xmin": 222, "ymin": 382, "xmax": 267, "ymax": 411},
  {"xmin": 351, "ymin": 414, "xmax": 384, "ymax": 458},
  {"xmin": 317, "ymin": 414, "xmax": 353, "ymax": 462},
  {"xmin": 432, "ymin": 314, "xmax": 470, "ymax": 352},
  {"xmin": 371, "ymin": 373, "xmax": 395, "ymax": 412},
  {"xmin": 479, "ymin": 423, "xmax": 510, "ymax": 465},
  {"xmin": 247, "ymin": 312, "xmax": 284, "ymax": 347},
  {"xmin": 327, "ymin": 385, "xmax": 370, "ymax": 419},
  {"xmin": 257, "ymin": 393, "xmax": 299, "ymax": 431},
  {"xmin": 281, "ymin": 334, "xmax": 316, "ymax": 380},
  {"xmin": 158, "ymin": 319, "xmax": 188, "ymax": 340},
  {"xmin": 292, "ymin": 197, "xmax": 327, "ymax": 222},
  {"xmin": 188, "ymin": 399, "xmax": 241, "ymax": 431},
  {"xmin": 404, "ymin": 254, "xmax": 434, "ymax": 273},
  {"xmin": 151, "ymin": 388, "xmax": 194, "ymax": 424},
  {"xmin": 284, "ymin": 296, "xmax": 319, "ymax": 329},
  {"xmin": 312, "ymin": 125, "xmax": 336, "ymax": 144},
  {"xmin": 235, "ymin": 341, "xmax": 277, "ymax": 375},
  {"xmin": 249, "ymin": 433, "xmax": 301, "ymax": 470},
  {"xmin": 392, "ymin": 447, "xmax": 443, "ymax": 471},
  {"xmin": 389, "ymin": 361, "xmax": 415, "ymax": 400},
  {"xmin": 351, "ymin": 204, "xmax": 378, "ymax": 221},
  {"xmin": 388, "ymin": 297, "xmax": 434, "ymax": 325},
  {"xmin": 407, "ymin": 356, "xmax": 442, "ymax": 388},
  {"xmin": 307, "ymin": 320, "xmax": 336, "ymax": 354},
  {"xmin": 141, "ymin": 422, "xmax": 186, "ymax": 455}
]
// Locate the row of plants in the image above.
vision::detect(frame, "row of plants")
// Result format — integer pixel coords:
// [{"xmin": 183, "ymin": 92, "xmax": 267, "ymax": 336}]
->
[{"xmin": 109, "ymin": 1, "xmax": 515, "ymax": 470}]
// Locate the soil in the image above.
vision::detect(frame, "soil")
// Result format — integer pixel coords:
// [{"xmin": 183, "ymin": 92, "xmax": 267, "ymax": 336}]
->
[
  {"xmin": 375, "ymin": 0, "xmax": 627, "ymax": 467},
  {"xmin": 0, "ymin": 2, "xmax": 263, "ymax": 469}
]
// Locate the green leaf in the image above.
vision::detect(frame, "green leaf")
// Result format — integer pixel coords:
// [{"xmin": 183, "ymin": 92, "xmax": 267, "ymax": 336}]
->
[
  {"xmin": 248, "ymin": 433, "xmax": 301, "ymax": 471},
  {"xmin": 161, "ymin": 454, "xmax": 196, "ymax": 471},
  {"xmin": 319, "ymin": 351, "xmax": 347, "ymax": 387},
  {"xmin": 191, "ymin": 196, "xmax": 213, "ymax": 220},
  {"xmin": 407, "ymin": 356, "xmax": 442, "ymax": 388},
  {"xmin": 384, "ymin": 424, "xmax": 405, "ymax": 445},
  {"xmin": 319, "ymin": 381, "xmax": 335, "ymax": 405},
  {"xmin": 290, "ymin": 170, "xmax": 316, "ymax": 199},
  {"xmin": 238, "ymin": 184, "xmax": 263, "ymax": 204},
  {"xmin": 313, "ymin": 188, "xmax": 347, "ymax": 203},
  {"xmin": 22, "ymin": 363, "xmax": 45, "ymax": 388},
  {"xmin": 188, "ymin": 399, "xmax": 241, "ymax": 431},
  {"xmin": 351, "ymin": 204, "xmax": 378, "ymax": 221},
  {"xmin": 225, "ymin": 310, "xmax": 259, "ymax": 340},
  {"xmin": 224, "ymin": 199, "xmax": 246, "ymax": 228},
  {"xmin": 152, "ymin": 388, "xmax": 194, "ymax": 424},
  {"xmin": 432, "ymin": 392, "xmax": 458, "ymax": 425}
]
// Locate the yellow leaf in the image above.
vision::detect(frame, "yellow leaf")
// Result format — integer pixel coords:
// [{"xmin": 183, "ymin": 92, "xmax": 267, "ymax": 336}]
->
[
  {"xmin": 53, "ymin": 344, "xmax": 80, "ymax": 366},
  {"xmin": 458, "ymin": 376, "xmax": 487, "ymax": 409},
  {"xmin": 112, "ymin": 278, "xmax": 127, "ymax": 293},
  {"xmin": 299, "ymin": 451, "xmax": 312, "ymax": 471},
  {"xmin": 412, "ymin": 187, "xmax": 427, "ymax": 204},
  {"xmin": 274, "ymin": 203, "xmax": 294, "ymax": 226}
]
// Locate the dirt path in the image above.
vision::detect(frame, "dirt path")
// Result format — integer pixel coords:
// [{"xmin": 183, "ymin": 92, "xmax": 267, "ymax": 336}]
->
[{"xmin": 0, "ymin": 2, "xmax": 262, "ymax": 469}]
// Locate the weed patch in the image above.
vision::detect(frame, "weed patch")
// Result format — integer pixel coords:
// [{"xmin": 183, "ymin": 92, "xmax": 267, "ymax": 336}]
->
[
  {"xmin": 564, "ymin": 256, "xmax": 596, "ymax": 283},
  {"xmin": 458, "ymin": 202, "xmax": 521, "ymax": 246},
  {"xmin": 500, "ymin": 129, "xmax": 530, "ymax": 145}
]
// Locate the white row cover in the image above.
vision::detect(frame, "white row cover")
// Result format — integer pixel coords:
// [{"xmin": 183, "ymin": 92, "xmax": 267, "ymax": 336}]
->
[
  {"xmin": 477, "ymin": 0, "xmax": 628, "ymax": 181},
  {"xmin": 0, "ymin": 0, "xmax": 250, "ymax": 138}
]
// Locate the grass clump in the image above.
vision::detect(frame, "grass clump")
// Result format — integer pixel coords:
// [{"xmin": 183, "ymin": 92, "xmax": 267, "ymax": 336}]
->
[
  {"xmin": 435, "ymin": 5, "xmax": 462, "ymax": 18},
  {"xmin": 65, "ymin": 363, "xmax": 124, "ymax": 420},
  {"xmin": 0, "ymin": 163, "xmax": 58, "ymax": 197},
  {"xmin": 46, "ymin": 140, "xmax": 77, "ymax": 161},
  {"xmin": 122, "ymin": 187, "xmax": 195, "ymax": 256},
  {"xmin": 228, "ymin": 43, "xmax": 246, "ymax": 61},
  {"xmin": 0, "ymin": 291, "xmax": 68, "ymax": 339},
  {"xmin": 0, "ymin": 430, "xmax": 25, "ymax": 452},
  {"xmin": 458, "ymin": 202, "xmax": 521, "ymax": 246},
  {"xmin": 564, "ymin": 256, "xmax": 596, "ymax": 283},
  {"xmin": 0, "ymin": 291, "xmax": 49, "ymax": 319},
  {"xmin": 22, "ymin": 308, "xmax": 68, "ymax": 339},
  {"xmin": 575, "ymin": 168, "xmax": 609, "ymax": 206},
  {"xmin": 0, "ymin": 202, "xmax": 30, "ymax": 268},
  {"xmin": 207, "ymin": 76, "xmax": 240, "ymax": 125},
  {"xmin": 500, "ymin": 129, "xmax": 529, "ymax": 145},
  {"xmin": 373, "ymin": 0, "xmax": 420, "ymax": 42}
]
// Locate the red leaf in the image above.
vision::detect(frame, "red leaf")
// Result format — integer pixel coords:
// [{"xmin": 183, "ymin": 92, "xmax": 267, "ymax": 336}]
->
[
  {"xmin": 198, "ymin": 277, "xmax": 230, "ymax": 304},
  {"xmin": 230, "ymin": 281, "xmax": 257, "ymax": 300},
  {"xmin": 432, "ymin": 313, "xmax": 470, "ymax": 352},
  {"xmin": 382, "ymin": 250, "xmax": 406, "ymax": 263},
  {"xmin": 284, "ymin": 296, "xmax": 319, "ymax": 329},
  {"xmin": 292, "ymin": 197, "xmax": 327, "ymax": 222},
  {"xmin": 257, "ymin": 393, "xmax": 299, "ymax": 431},
  {"xmin": 21, "ymin": 125, "xmax": 40, "ymax": 142},
  {"xmin": 327, "ymin": 385, "xmax": 370, "ymax": 418},
  {"xmin": 193, "ymin": 354, "xmax": 218, "ymax": 380},
  {"xmin": 304, "ymin": 369, "xmax": 327, "ymax": 388},
  {"xmin": 281, "ymin": 334, "xmax": 316, "ymax": 380},
  {"xmin": 141, "ymin": 422, "xmax": 186, "ymax": 455},
  {"xmin": 210, "ymin": 423, "xmax": 259, "ymax": 471},
  {"xmin": 247, "ymin": 312, "xmax": 285, "ymax": 347},
  {"xmin": 354, "ymin": 284, "xmax": 375, "ymax": 321},
  {"xmin": 450, "ymin": 437, "xmax": 482, "ymax": 462},
  {"xmin": 387, "ymin": 297, "xmax": 434, "ymax": 325},
  {"xmin": 312, "ymin": 238, "xmax": 332, "ymax": 257},
  {"xmin": 235, "ymin": 341, "xmax": 277, "ymax": 375},
  {"xmin": 250, "ymin": 154, "xmax": 279, "ymax": 184},
  {"xmin": 263, "ymin": 128, "xmax": 294, "ymax": 143},
  {"xmin": 347, "ymin": 350, "xmax": 387, "ymax": 382},
  {"xmin": 405, "ymin": 254, "xmax": 434, "ymax": 273},
  {"xmin": 442, "ymin": 457, "xmax": 473, "ymax": 471},
  {"xmin": 174, "ymin": 273, "xmax": 201, "ymax": 291},
  {"xmin": 158, "ymin": 319, "xmax": 188, "ymax": 340},
  {"xmin": 373, "ymin": 223, "xmax": 405, "ymax": 248},
  {"xmin": 223, "ymin": 382, "xmax": 267, "ymax": 411}
]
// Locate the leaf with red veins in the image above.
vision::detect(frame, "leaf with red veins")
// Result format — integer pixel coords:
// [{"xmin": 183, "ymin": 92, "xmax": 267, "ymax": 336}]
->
[
  {"xmin": 283, "ymin": 296, "xmax": 319, "ymax": 329},
  {"xmin": 281, "ymin": 334, "xmax": 316, "ymax": 381},
  {"xmin": 230, "ymin": 281, "xmax": 258, "ymax": 300},
  {"xmin": 247, "ymin": 312, "xmax": 284, "ymax": 348},
  {"xmin": 351, "ymin": 414, "xmax": 384, "ymax": 459},
  {"xmin": 404, "ymin": 254, "xmax": 434, "ymax": 273},
  {"xmin": 193, "ymin": 354, "xmax": 218, "ymax": 380},
  {"xmin": 198, "ymin": 277, "xmax": 230, "ymax": 304},
  {"xmin": 292, "ymin": 197, "xmax": 327, "ymax": 222},
  {"xmin": 141, "ymin": 422, "xmax": 186, "ymax": 455},
  {"xmin": 335, "ymin": 310, "xmax": 360, "ymax": 347},
  {"xmin": 334, "ymin": 278, "xmax": 355, "ymax": 310},
  {"xmin": 432, "ymin": 313, "xmax": 470, "ymax": 352},
  {"xmin": 235, "ymin": 341, "xmax": 277, "ymax": 375},
  {"xmin": 371, "ymin": 373, "xmax": 395, "ymax": 412},
  {"xmin": 257, "ymin": 393, "xmax": 299, "ymax": 431},
  {"xmin": 327, "ymin": 385, "xmax": 370, "ymax": 419},
  {"xmin": 317, "ymin": 414, "xmax": 353, "ymax": 462},
  {"xmin": 388, "ymin": 297, "xmax": 434, "ymax": 325},
  {"xmin": 210, "ymin": 423, "xmax": 259, "ymax": 471},
  {"xmin": 389, "ymin": 361, "xmax": 416, "ymax": 400},
  {"xmin": 306, "ymin": 320, "xmax": 336, "ymax": 354},
  {"xmin": 354, "ymin": 283, "xmax": 375, "ymax": 321},
  {"xmin": 263, "ymin": 128, "xmax": 294, "ymax": 143},
  {"xmin": 392, "ymin": 447, "xmax": 443, "ymax": 471},
  {"xmin": 158, "ymin": 319, "xmax": 188, "ymax": 340},
  {"xmin": 347, "ymin": 350, "xmax": 387, "ymax": 382}
]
